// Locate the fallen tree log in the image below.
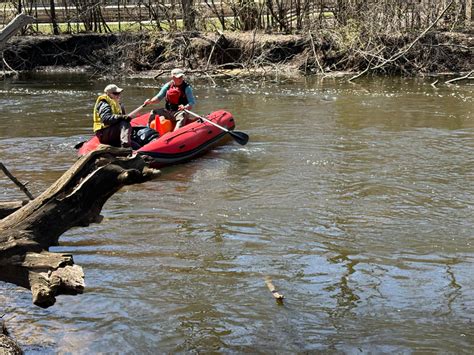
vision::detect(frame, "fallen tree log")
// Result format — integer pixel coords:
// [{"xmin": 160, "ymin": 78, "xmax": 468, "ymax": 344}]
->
[
  {"xmin": 0, "ymin": 201, "xmax": 28, "ymax": 219},
  {"xmin": 1, "ymin": 318, "xmax": 22, "ymax": 355},
  {"xmin": 1, "ymin": 13, "xmax": 35, "ymax": 79},
  {"xmin": 0, "ymin": 13, "xmax": 35, "ymax": 51},
  {"xmin": 0, "ymin": 145, "xmax": 160, "ymax": 308}
]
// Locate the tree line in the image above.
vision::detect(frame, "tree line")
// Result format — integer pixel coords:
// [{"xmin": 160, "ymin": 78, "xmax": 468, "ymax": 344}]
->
[{"xmin": 1, "ymin": 0, "xmax": 472, "ymax": 35}]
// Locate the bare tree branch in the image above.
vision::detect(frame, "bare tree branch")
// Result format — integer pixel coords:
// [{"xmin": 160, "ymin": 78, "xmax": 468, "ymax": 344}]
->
[
  {"xmin": 349, "ymin": 0, "xmax": 455, "ymax": 81},
  {"xmin": 0, "ymin": 163, "xmax": 34, "ymax": 200},
  {"xmin": 445, "ymin": 70, "xmax": 473, "ymax": 84}
]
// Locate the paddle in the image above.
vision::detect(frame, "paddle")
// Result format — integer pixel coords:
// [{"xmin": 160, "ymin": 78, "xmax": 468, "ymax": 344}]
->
[
  {"xmin": 128, "ymin": 103, "xmax": 147, "ymax": 118},
  {"xmin": 74, "ymin": 103, "xmax": 148, "ymax": 149},
  {"xmin": 184, "ymin": 109, "xmax": 249, "ymax": 146}
]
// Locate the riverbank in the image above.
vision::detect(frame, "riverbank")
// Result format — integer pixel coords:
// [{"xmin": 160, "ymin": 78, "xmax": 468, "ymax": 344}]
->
[{"xmin": 2, "ymin": 30, "xmax": 473, "ymax": 81}]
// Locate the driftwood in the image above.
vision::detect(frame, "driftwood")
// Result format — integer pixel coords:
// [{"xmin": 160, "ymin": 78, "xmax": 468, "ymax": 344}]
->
[
  {"xmin": 0, "ymin": 146, "xmax": 160, "ymax": 308},
  {"xmin": 0, "ymin": 14, "xmax": 35, "ymax": 51},
  {"xmin": 1, "ymin": 13, "xmax": 35, "ymax": 79},
  {"xmin": 0, "ymin": 200, "xmax": 29, "ymax": 220},
  {"xmin": 445, "ymin": 70, "xmax": 474, "ymax": 84},
  {"xmin": 1, "ymin": 317, "xmax": 23, "ymax": 354},
  {"xmin": 264, "ymin": 276, "xmax": 284, "ymax": 303}
]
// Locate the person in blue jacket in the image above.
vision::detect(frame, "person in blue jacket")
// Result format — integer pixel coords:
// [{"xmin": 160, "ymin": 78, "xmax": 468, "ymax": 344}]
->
[{"xmin": 144, "ymin": 68, "xmax": 197, "ymax": 131}]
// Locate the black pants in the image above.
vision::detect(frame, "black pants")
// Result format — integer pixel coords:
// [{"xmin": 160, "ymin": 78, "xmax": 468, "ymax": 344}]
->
[{"xmin": 96, "ymin": 120, "xmax": 132, "ymax": 148}]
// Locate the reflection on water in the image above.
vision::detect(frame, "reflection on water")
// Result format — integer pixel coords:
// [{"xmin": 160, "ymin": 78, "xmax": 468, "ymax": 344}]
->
[{"xmin": 1, "ymin": 73, "xmax": 473, "ymax": 353}]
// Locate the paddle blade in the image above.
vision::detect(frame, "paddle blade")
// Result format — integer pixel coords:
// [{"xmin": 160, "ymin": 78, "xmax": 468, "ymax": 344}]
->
[{"xmin": 230, "ymin": 131, "xmax": 249, "ymax": 145}]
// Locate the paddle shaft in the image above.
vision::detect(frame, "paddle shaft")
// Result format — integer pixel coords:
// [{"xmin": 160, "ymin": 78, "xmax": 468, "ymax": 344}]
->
[
  {"xmin": 129, "ymin": 104, "xmax": 147, "ymax": 118},
  {"xmin": 184, "ymin": 109, "xmax": 231, "ymax": 132},
  {"xmin": 184, "ymin": 109, "xmax": 249, "ymax": 145}
]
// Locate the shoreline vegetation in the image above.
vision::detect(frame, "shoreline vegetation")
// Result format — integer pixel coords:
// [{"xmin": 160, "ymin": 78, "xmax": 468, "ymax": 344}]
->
[
  {"xmin": 2, "ymin": 29, "xmax": 473, "ymax": 84},
  {"xmin": 0, "ymin": 1, "xmax": 472, "ymax": 83}
]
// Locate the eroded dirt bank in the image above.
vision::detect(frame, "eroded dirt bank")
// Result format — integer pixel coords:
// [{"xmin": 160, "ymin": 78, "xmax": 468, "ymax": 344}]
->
[{"xmin": 3, "ymin": 30, "xmax": 473, "ymax": 78}]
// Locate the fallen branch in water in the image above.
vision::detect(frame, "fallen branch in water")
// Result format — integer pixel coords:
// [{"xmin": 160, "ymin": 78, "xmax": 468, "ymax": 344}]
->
[
  {"xmin": 265, "ymin": 277, "xmax": 284, "ymax": 303},
  {"xmin": 0, "ymin": 162, "xmax": 35, "ymax": 200},
  {"xmin": 445, "ymin": 70, "xmax": 473, "ymax": 85}
]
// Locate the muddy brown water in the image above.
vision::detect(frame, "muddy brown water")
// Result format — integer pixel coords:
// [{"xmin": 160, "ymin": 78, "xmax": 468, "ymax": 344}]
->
[{"xmin": 1, "ymin": 72, "xmax": 473, "ymax": 353}]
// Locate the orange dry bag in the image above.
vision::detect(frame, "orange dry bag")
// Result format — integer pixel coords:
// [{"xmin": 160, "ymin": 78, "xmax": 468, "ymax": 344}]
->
[{"xmin": 154, "ymin": 116, "xmax": 173, "ymax": 136}]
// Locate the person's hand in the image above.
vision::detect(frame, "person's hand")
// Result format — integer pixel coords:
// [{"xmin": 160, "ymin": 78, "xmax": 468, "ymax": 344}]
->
[
  {"xmin": 144, "ymin": 98, "xmax": 156, "ymax": 106},
  {"xmin": 178, "ymin": 104, "xmax": 186, "ymax": 111}
]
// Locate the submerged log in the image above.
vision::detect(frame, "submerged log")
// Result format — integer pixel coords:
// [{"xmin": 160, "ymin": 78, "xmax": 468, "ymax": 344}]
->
[{"xmin": 0, "ymin": 146, "xmax": 160, "ymax": 308}]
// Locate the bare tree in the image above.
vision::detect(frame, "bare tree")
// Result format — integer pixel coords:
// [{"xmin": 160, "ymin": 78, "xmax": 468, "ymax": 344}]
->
[
  {"xmin": 71, "ymin": 0, "xmax": 110, "ymax": 33},
  {"xmin": 204, "ymin": 0, "xmax": 227, "ymax": 30},
  {"xmin": 49, "ymin": 0, "xmax": 60, "ymax": 34},
  {"xmin": 181, "ymin": 0, "xmax": 196, "ymax": 30}
]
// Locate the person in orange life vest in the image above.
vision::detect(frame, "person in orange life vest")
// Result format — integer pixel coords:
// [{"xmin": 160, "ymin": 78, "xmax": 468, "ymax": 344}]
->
[
  {"xmin": 143, "ymin": 68, "xmax": 196, "ymax": 132},
  {"xmin": 93, "ymin": 84, "xmax": 134, "ymax": 148}
]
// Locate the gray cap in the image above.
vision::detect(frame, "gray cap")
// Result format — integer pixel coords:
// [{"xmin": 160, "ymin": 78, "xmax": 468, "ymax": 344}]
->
[
  {"xmin": 171, "ymin": 68, "xmax": 185, "ymax": 78},
  {"xmin": 104, "ymin": 84, "xmax": 123, "ymax": 94}
]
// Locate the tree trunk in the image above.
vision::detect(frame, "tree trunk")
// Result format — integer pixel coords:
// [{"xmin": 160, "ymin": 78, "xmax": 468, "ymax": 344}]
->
[
  {"xmin": 467, "ymin": 0, "xmax": 472, "ymax": 27},
  {"xmin": 0, "ymin": 146, "xmax": 160, "ymax": 308},
  {"xmin": 0, "ymin": 201, "xmax": 28, "ymax": 219},
  {"xmin": 0, "ymin": 13, "xmax": 35, "ymax": 51},
  {"xmin": 50, "ymin": 0, "xmax": 60, "ymax": 35},
  {"xmin": 181, "ymin": 0, "xmax": 196, "ymax": 31}
]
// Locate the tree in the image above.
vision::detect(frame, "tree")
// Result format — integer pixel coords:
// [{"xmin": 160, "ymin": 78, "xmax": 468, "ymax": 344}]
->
[
  {"xmin": 467, "ymin": 0, "xmax": 472, "ymax": 26},
  {"xmin": 181, "ymin": 0, "xmax": 196, "ymax": 31},
  {"xmin": 50, "ymin": 0, "xmax": 60, "ymax": 35}
]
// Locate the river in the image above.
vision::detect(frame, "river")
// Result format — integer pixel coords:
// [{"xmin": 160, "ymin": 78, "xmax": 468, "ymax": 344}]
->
[{"xmin": 1, "ymin": 72, "xmax": 473, "ymax": 353}]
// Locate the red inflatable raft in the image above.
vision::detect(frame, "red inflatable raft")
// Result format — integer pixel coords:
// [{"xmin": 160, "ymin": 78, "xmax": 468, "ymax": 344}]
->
[{"xmin": 77, "ymin": 110, "xmax": 236, "ymax": 167}]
